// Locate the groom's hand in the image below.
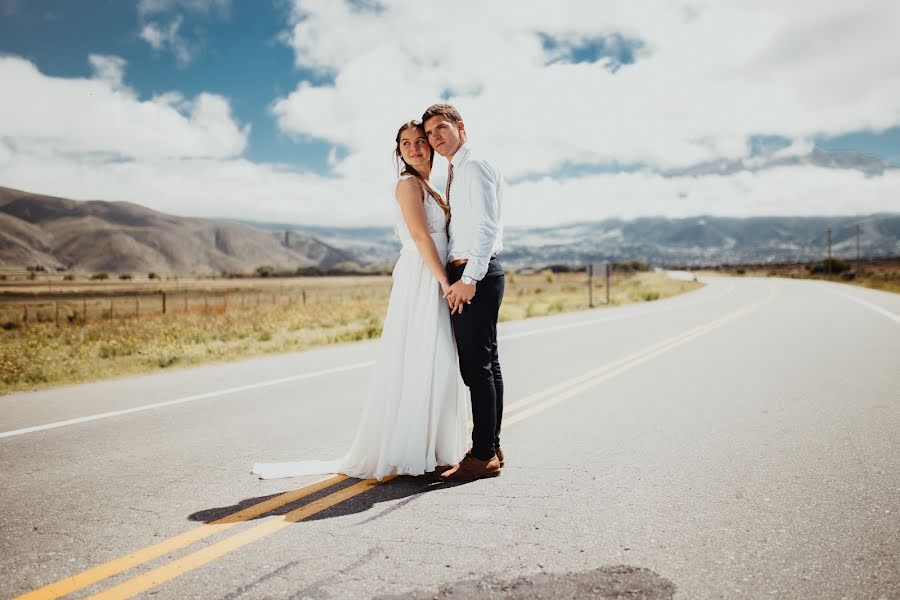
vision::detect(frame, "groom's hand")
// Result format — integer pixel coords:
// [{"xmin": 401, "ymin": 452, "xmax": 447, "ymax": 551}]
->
[{"xmin": 444, "ymin": 280, "xmax": 476, "ymax": 315}]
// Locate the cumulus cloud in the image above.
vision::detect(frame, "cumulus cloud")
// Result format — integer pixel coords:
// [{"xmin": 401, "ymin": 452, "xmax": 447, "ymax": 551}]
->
[
  {"xmin": 0, "ymin": 151, "xmax": 370, "ymax": 225},
  {"xmin": 0, "ymin": 55, "xmax": 249, "ymax": 161},
  {"xmin": 2, "ymin": 1, "xmax": 899, "ymax": 228},
  {"xmin": 273, "ymin": 0, "xmax": 900, "ymax": 194}
]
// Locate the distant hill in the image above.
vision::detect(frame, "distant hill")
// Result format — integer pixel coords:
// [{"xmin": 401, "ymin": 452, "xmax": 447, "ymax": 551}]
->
[
  {"xmin": 0, "ymin": 186, "xmax": 354, "ymax": 274},
  {"xmin": 1, "ymin": 185, "xmax": 897, "ymax": 274},
  {"xmin": 243, "ymin": 214, "xmax": 900, "ymax": 268},
  {"xmin": 502, "ymin": 215, "xmax": 900, "ymax": 266}
]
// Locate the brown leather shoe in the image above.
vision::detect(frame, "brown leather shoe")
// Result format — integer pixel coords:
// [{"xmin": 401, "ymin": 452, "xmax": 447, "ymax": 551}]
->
[
  {"xmin": 496, "ymin": 447, "xmax": 504, "ymax": 468},
  {"xmin": 440, "ymin": 453, "xmax": 501, "ymax": 482}
]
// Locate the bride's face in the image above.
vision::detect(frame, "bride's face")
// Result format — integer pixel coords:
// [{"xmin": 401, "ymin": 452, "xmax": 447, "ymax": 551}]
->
[{"xmin": 398, "ymin": 128, "xmax": 431, "ymax": 170}]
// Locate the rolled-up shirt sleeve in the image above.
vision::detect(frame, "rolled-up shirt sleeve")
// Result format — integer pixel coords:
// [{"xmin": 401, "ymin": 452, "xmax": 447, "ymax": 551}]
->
[{"xmin": 461, "ymin": 159, "xmax": 501, "ymax": 282}]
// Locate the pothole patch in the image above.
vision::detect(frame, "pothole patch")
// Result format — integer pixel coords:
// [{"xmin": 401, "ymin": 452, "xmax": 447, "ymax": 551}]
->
[{"xmin": 377, "ymin": 564, "xmax": 675, "ymax": 599}]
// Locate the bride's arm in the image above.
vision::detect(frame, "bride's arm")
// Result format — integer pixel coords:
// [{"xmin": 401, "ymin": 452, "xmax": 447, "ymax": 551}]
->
[{"xmin": 396, "ymin": 178, "xmax": 451, "ymax": 291}]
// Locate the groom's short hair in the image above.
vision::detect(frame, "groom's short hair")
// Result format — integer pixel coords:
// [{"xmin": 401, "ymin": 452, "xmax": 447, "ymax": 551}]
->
[{"xmin": 422, "ymin": 103, "xmax": 462, "ymax": 125}]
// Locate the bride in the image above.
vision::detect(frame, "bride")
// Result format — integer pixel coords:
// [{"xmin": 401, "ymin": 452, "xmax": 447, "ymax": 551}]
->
[{"xmin": 252, "ymin": 120, "xmax": 467, "ymax": 480}]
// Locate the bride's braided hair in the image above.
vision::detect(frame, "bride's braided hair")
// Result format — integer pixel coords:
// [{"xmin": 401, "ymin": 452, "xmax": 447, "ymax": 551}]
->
[{"xmin": 394, "ymin": 120, "xmax": 450, "ymax": 220}]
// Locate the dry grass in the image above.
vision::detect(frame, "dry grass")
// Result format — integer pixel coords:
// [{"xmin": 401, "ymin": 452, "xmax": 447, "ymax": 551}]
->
[
  {"xmin": 705, "ymin": 259, "xmax": 900, "ymax": 294},
  {"xmin": 498, "ymin": 271, "xmax": 695, "ymax": 321},
  {"xmin": 0, "ymin": 271, "xmax": 701, "ymax": 395}
]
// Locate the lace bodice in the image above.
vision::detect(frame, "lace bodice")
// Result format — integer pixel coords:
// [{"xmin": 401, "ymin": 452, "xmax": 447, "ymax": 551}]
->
[{"xmin": 395, "ymin": 175, "xmax": 448, "ymax": 245}]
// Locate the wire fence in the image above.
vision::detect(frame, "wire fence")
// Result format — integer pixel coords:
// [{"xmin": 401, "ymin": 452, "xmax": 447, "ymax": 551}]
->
[{"xmin": 0, "ymin": 285, "xmax": 395, "ymax": 329}]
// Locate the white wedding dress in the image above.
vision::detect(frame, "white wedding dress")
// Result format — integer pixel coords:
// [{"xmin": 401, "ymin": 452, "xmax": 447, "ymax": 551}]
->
[{"xmin": 252, "ymin": 177, "xmax": 467, "ymax": 480}]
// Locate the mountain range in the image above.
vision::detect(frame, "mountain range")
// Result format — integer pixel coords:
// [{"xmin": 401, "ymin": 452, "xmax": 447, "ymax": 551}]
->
[
  {"xmin": 244, "ymin": 215, "xmax": 900, "ymax": 268},
  {"xmin": 0, "ymin": 186, "xmax": 353, "ymax": 274},
  {"xmin": 0, "ymin": 185, "xmax": 897, "ymax": 274}
]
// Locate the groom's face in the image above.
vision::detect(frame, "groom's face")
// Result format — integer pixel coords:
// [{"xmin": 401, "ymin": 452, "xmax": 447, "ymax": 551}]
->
[{"xmin": 424, "ymin": 115, "xmax": 463, "ymax": 158}]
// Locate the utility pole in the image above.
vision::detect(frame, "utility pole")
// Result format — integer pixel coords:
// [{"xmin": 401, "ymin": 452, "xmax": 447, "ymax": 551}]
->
[
  {"xmin": 587, "ymin": 264, "xmax": 593, "ymax": 308},
  {"xmin": 855, "ymin": 224, "xmax": 861, "ymax": 275},
  {"xmin": 826, "ymin": 228, "xmax": 832, "ymax": 279},
  {"xmin": 606, "ymin": 262, "xmax": 611, "ymax": 305}
]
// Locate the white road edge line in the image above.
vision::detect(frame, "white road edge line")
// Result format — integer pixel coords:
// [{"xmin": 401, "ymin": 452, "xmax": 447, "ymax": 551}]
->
[
  {"xmin": 833, "ymin": 291, "xmax": 900, "ymax": 325},
  {"xmin": 0, "ymin": 362, "xmax": 374, "ymax": 439},
  {"xmin": 1, "ymin": 281, "xmax": 736, "ymax": 439}
]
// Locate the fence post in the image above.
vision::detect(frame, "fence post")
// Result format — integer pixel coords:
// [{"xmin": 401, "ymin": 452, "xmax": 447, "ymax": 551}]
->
[
  {"xmin": 23, "ymin": 304, "xmax": 28, "ymax": 326},
  {"xmin": 588, "ymin": 264, "xmax": 594, "ymax": 308},
  {"xmin": 606, "ymin": 263, "xmax": 611, "ymax": 305},
  {"xmin": 55, "ymin": 301, "xmax": 60, "ymax": 327},
  {"xmin": 162, "ymin": 291, "xmax": 166, "ymax": 315},
  {"xmin": 302, "ymin": 290, "xmax": 307, "ymax": 305}
]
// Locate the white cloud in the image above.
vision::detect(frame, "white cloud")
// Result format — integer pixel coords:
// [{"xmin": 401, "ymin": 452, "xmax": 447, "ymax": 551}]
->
[
  {"xmin": 274, "ymin": 0, "xmax": 900, "ymax": 186},
  {"xmin": 139, "ymin": 21, "xmax": 167, "ymax": 50},
  {"xmin": 0, "ymin": 55, "xmax": 249, "ymax": 161},
  {"xmin": 87, "ymin": 54, "xmax": 127, "ymax": 89},
  {"xmin": 2, "ymin": 1, "xmax": 899, "ymax": 229},
  {"xmin": 139, "ymin": 16, "xmax": 194, "ymax": 66},
  {"xmin": 506, "ymin": 167, "xmax": 900, "ymax": 227},
  {"xmin": 0, "ymin": 151, "xmax": 384, "ymax": 226}
]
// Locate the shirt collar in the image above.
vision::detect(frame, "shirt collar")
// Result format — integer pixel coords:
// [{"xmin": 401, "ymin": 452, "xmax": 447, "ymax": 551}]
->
[{"xmin": 449, "ymin": 142, "xmax": 471, "ymax": 169}]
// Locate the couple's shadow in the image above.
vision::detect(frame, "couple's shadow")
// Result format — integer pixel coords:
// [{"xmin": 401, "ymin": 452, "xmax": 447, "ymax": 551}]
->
[{"xmin": 188, "ymin": 472, "xmax": 469, "ymax": 525}]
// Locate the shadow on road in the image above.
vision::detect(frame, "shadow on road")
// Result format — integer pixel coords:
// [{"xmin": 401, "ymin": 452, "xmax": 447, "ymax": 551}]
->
[{"xmin": 187, "ymin": 472, "xmax": 471, "ymax": 525}]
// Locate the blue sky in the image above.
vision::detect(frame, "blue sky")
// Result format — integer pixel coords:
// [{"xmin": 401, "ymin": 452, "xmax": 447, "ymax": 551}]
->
[
  {"xmin": 0, "ymin": 0, "xmax": 340, "ymax": 170},
  {"xmin": 0, "ymin": 1, "xmax": 898, "ymax": 226}
]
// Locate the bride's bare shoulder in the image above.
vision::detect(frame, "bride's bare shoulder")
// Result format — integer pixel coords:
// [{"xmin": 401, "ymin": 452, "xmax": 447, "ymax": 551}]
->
[{"xmin": 395, "ymin": 176, "xmax": 420, "ymax": 196}]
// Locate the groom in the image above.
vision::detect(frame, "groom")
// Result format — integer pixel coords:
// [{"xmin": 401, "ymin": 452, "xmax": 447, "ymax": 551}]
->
[{"xmin": 422, "ymin": 103, "xmax": 505, "ymax": 482}]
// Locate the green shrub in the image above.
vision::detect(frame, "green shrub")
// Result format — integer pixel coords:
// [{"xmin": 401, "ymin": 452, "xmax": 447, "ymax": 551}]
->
[{"xmin": 615, "ymin": 260, "xmax": 650, "ymax": 273}]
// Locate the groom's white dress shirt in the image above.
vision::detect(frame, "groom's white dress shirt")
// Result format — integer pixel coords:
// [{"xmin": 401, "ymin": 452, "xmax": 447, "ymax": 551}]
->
[{"xmin": 446, "ymin": 143, "xmax": 504, "ymax": 282}]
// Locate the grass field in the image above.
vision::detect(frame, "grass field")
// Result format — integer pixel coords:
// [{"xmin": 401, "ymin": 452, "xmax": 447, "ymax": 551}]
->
[{"xmin": 0, "ymin": 271, "xmax": 701, "ymax": 395}]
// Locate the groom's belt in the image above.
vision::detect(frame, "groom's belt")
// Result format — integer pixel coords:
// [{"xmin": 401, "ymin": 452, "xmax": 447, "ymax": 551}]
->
[{"xmin": 449, "ymin": 255, "xmax": 496, "ymax": 268}]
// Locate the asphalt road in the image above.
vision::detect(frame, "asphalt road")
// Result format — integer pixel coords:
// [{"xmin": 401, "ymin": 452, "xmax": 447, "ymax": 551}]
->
[{"xmin": 1, "ymin": 275, "xmax": 898, "ymax": 600}]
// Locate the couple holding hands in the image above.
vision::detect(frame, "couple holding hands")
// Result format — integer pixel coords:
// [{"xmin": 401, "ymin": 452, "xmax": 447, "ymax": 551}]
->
[{"xmin": 254, "ymin": 103, "xmax": 506, "ymax": 483}]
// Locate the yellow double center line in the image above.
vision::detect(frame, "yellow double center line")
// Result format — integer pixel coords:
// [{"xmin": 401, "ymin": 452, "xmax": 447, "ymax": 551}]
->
[
  {"xmin": 15, "ymin": 285, "xmax": 774, "ymax": 600},
  {"xmin": 14, "ymin": 474, "xmax": 349, "ymax": 600}
]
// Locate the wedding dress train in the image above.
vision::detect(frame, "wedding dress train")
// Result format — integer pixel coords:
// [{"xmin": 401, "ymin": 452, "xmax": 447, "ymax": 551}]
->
[{"xmin": 252, "ymin": 178, "xmax": 467, "ymax": 480}]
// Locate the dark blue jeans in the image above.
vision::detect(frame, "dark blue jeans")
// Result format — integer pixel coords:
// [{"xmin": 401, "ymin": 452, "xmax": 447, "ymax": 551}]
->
[{"xmin": 448, "ymin": 258, "xmax": 505, "ymax": 461}]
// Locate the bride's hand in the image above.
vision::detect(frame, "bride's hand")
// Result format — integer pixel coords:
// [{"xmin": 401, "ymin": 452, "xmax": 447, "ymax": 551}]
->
[{"xmin": 440, "ymin": 280, "xmax": 451, "ymax": 296}]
